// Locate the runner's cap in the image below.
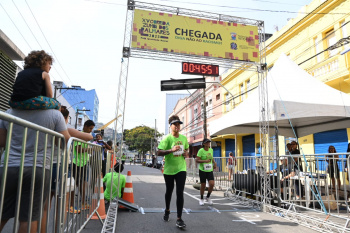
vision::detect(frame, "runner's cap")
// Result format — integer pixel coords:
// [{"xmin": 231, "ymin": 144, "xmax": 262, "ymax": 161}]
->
[
  {"xmin": 169, "ymin": 119, "xmax": 183, "ymax": 125},
  {"xmin": 202, "ymin": 138, "xmax": 211, "ymax": 145}
]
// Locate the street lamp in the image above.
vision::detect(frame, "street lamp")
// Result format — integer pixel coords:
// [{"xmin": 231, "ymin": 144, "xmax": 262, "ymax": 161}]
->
[{"xmin": 68, "ymin": 101, "xmax": 85, "ymax": 110}]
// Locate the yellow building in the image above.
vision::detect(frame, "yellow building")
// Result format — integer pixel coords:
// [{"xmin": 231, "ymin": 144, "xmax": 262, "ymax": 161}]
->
[{"xmin": 213, "ymin": 0, "xmax": 350, "ymax": 168}]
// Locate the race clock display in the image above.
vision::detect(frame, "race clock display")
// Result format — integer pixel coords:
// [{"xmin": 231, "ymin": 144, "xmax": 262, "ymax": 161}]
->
[{"xmin": 182, "ymin": 62, "xmax": 219, "ymax": 76}]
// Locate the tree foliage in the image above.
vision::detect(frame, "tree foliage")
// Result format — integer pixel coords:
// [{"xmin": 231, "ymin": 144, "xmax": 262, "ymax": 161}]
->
[{"xmin": 124, "ymin": 125, "xmax": 163, "ymax": 155}]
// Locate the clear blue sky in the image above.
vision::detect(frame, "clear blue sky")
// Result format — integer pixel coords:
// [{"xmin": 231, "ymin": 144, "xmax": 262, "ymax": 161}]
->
[{"xmin": 0, "ymin": 0, "xmax": 311, "ymax": 133}]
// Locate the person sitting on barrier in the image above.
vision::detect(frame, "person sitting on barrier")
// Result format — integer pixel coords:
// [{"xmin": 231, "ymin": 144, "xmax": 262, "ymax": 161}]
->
[
  {"xmin": 326, "ymin": 145, "xmax": 341, "ymax": 190},
  {"xmin": 157, "ymin": 115, "xmax": 189, "ymax": 229},
  {"xmin": 103, "ymin": 163, "xmax": 126, "ymax": 204},
  {"xmin": 268, "ymin": 157, "xmax": 293, "ymax": 198},
  {"xmin": 227, "ymin": 152, "xmax": 236, "ymax": 182},
  {"xmin": 196, "ymin": 138, "xmax": 217, "ymax": 206},
  {"xmin": 70, "ymin": 120, "xmax": 95, "ymax": 213},
  {"xmin": 9, "ymin": 50, "xmax": 61, "ymax": 110},
  {"xmin": 0, "ymin": 102, "xmax": 70, "ymax": 232}
]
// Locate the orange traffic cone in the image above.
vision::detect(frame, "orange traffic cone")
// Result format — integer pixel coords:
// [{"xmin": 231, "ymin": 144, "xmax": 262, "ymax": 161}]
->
[
  {"xmin": 92, "ymin": 176, "xmax": 106, "ymax": 219},
  {"xmin": 120, "ymin": 171, "xmax": 134, "ymax": 209}
]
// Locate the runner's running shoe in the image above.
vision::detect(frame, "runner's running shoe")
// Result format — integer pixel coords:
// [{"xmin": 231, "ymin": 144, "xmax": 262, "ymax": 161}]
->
[
  {"xmin": 199, "ymin": 199, "xmax": 205, "ymax": 206},
  {"xmin": 205, "ymin": 197, "xmax": 213, "ymax": 205},
  {"xmin": 163, "ymin": 210, "xmax": 170, "ymax": 221},
  {"xmin": 176, "ymin": 219, "xmax": 186, "ymax": 228}
]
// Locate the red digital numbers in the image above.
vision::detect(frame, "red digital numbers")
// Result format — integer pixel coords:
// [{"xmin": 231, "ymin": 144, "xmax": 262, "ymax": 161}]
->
[{"xmin": 182, "ymin": 62, "xmax": 219, "ymax": 76}]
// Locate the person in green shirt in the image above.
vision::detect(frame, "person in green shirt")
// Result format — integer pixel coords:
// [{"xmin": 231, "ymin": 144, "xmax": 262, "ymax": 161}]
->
[
  {"xmin": 157, "ymin": 115, "xmax": 189, "ymax": 229},
  {"xmin": 103, "ymin": 163, "xmax": 126, "ymax": 202},
  {"xmin": 70, "ymin": 120, "xmax": 95, "ymax": 213},
  {"xmin": 121, "ymin": 153, "xmax": 126, "ymax": 164},
  {"xmin": 196, "ymin": 138, "xmax": 217, "ymax": 206}
]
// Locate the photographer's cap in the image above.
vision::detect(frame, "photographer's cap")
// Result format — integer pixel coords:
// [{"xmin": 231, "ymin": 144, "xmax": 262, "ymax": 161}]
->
[
  {"xmin": 169, "ymin": 119, "xmax": 183, "ymax": 125},
  {"xmin": 202, "ymin": 138, "xmax": 211, "ymax": 145}
]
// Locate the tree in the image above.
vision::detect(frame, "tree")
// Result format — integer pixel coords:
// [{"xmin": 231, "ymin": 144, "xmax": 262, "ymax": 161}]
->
[{"xmin": 124, "ymin": 125, "xmax": 163, "ymax": 156}]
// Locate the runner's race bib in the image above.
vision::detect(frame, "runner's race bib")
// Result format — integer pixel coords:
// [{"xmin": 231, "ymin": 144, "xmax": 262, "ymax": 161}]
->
[
  {"xmin": 173, "ymin": 145, "xmax": 184, "ymax": 156},
  {"xmin": 204, "ymin": 163, "xmax": 213, "ymax": 171}
]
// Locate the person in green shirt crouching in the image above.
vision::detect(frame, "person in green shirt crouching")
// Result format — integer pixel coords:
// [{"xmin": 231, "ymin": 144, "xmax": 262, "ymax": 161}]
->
[
  {"xmin": 158, "ymin": 115, "xmax": 189, "ymax": 229},
  {"xmin": 103, "ymin": 163, "xmax": 126, "ymax": 203},
  {"xmin": 196, "ymin": 138, "xmax": 217, "ymax": 206}
]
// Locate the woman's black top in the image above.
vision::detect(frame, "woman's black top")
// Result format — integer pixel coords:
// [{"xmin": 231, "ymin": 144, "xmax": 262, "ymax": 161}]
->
[{"xmin": 11, "ymin": 68, "xmax": 46, "ymax": 101}]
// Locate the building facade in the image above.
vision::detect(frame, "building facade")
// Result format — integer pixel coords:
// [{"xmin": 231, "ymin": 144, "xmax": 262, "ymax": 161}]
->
[
  {"xmin": 209, "ymin": 0, "xmax": 350, "ymax": 178},
  {"xmin": 0, "ymin": 30, "xmax": 25, "ymax": 112},
  {"xmin": 170, "ymin": 76, "xmax": 223, "ymax": 156},
  {"xmin": 165, "ymin": 93, "xmax": 190, "ymax": 135},
  {"xmin": 54, "ymin": 81, "xmax": 99, "ymax": 123}
]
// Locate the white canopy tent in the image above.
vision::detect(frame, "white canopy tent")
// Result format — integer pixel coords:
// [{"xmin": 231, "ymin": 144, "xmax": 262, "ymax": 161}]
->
[{"xmin": 209, "ymin": 54, "xmax": 350, "ymax": 138}]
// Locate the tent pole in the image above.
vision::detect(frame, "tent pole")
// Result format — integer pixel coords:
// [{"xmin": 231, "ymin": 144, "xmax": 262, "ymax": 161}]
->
[{"xmin": 275, "ymin": 125, "xmax": 281, "ymax": 207}]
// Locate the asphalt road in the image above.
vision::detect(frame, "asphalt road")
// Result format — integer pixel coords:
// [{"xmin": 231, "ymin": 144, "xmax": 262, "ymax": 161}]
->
[{"xmin": 82, "ymin": 164, "xmax": 316, "ymax": 233}]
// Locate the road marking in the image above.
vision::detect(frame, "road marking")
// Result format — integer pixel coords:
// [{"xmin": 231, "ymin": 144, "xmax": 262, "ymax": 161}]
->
[
  {"xmin": 232, "ymin": 217, "xmax": 261, "ymax": 225},
  {"xmin": 207, "ymin": 206, "xmax": 221, "ymax": 214},
  {"xmin": 184, "ymin": 192, "xmax": 200, "ymax": 201},
  {"xmin": 183, "ymin": 208, "xmax": 190, "ymax": 214}
]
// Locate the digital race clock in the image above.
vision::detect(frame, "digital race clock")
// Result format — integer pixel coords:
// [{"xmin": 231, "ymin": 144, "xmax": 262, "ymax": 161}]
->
[{"xmin": 182, "ymin": 62, "xmax": 219, "ymax": 76}]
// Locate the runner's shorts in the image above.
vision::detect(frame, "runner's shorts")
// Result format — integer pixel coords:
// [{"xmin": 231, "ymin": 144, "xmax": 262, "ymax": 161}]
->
[{"xmin": 199, "ymin": 170, "xmax": 214, "ymax": 183}]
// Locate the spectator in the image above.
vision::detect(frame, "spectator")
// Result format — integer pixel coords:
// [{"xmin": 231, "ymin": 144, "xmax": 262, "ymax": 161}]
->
[
  {"xmin": 346, "ymin": 143, "xmax": 350, "ymax": 182},
  {"xmin": 227, "ymin": 152, "xmax": 236, "ymax": 182},
  {"xmin": 290, "ymin": 141, "xmax": 303, "ymax": 199},
  {"xmin": 157, "ymin": 115, "xmax": 189, "ymax": 229},
  {"xmin": 0, "ymin": 107, "xmax": 69, "ymax": 232},
  {"xmin": 268, "ymin": 157, "xmax": 293, "ymax": 198},
  {"xmin": 9, "ymin": 50, "xmax": 60, "ymax": 110},
  {"xmin": 121, "ymin": 153, "xmax": 127, "ymax": 165},
  {"xmin": 286, "ymin": 143, "xmax": 292, "ymax": 154},
  {"xmin": 327, "ymin": 145, "xmax": 341, "ymax": 190},
  {"xmin": 152, "ymin": 155, "xmax": 157, "ymax": 168},
  {"xmin": 70, "ymin": 120, "xmax": 95, "ymax": 213},
  {"xmin": 93, "ymin": 134, "xmax": 111, "ymax": 178},
  {"xmin": 130, "ymin": 157, "xmax": 133, "ymax": 165},
  {"xmin": 103, "ymin": 163, "xmax": 126, "ymax": 203}
]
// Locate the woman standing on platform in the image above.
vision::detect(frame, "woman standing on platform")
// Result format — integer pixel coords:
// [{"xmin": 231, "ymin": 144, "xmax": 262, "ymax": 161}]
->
[{"xmin": 157, "ymin": 115, "xmax": 189, "ymax": 229}]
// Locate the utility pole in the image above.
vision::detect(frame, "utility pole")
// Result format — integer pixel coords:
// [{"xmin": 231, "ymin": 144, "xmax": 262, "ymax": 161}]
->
[
  {"xmin": 54, "ymin": 86, "xmax": 76, "ymax": 99},
  {"xmin": 202, "ymin": 81, "xmax": 207, "ymax": 139},
  {"xmin": 75, "ymin": 109, "xmax": 90, "ymax": 129},
  {"xmin": 154, "ymin": 119, "xmax": 157, "ymax": 157}
]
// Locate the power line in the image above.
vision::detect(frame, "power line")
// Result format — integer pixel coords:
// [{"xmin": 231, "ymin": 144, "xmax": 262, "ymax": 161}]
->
[
  {"xmin": 24, "ymin": 0, "xmax": 73, "ymax": 86},
  {"xmin": 0, "ymin": 3, "xmax": 32, "ymax": 50},
  {"xmin": 159, "ymin": 0, "xmax": 348, "ymax": 15},
  {"xmin": 11, "ymin": 0, "xmax": 42, "ymax": 48}
]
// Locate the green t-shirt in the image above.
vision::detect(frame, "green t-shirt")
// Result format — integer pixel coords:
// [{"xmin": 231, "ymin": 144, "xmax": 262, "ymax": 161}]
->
[
  {"xmin": 103, "ymin": 172, "xmax": 126, "ymax": 200},
  {"xmin": 73, "ymin": 141, "xmax": 89, "ymax": 167},
  {"xmin": 197, "ymin": 148, "xmax": 214, "ymax": 172},
  {"xmin": 158, "ymin": 134, "xmax": 189, "ymax": 175}
]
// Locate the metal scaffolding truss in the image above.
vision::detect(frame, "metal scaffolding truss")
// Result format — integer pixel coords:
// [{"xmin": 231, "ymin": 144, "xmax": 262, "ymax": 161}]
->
[{"xmin": 103, "ymin": 1, "xmax": 267, "ymax": 232}]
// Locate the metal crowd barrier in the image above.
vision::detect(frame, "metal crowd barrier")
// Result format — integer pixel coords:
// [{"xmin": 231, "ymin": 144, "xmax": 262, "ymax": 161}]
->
[
  {"xmin": 0, "ymin": 111, "xmax": 66, "ymax": 233},
  {"xmin": 0, "ymin": 110, "xmax": 103, "ymax": 233},
  {"xmin": 225, "ymin": 153, "xmax": 350, "ymax": 232},
  {"xmin": 64, "ymin": 137, "xmax": 102, "ymax": 233},
  {"xmin": 186, "ymin": 157, "xmax": 236, "ymax": 191}
]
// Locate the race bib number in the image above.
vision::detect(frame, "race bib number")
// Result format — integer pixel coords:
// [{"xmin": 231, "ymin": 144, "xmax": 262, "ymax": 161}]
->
[
  {"xmin": 204, "ymin": 163, "xmax": 213, "ymax": 171},
  {"xmin": 173, "ymin": 145, "xmax": 184, "ymax": 156}
]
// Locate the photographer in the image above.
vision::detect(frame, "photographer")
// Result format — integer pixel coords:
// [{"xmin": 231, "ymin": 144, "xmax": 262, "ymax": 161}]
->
[{"xmin": 94, "ymin": 134, "xmax": 112, "ymax": 178}]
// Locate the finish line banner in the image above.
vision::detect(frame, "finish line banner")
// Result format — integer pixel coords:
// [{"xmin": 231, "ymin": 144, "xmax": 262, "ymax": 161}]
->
[{"xmin": 131, "ymin": 9, "xmax": 259, "ymax": 62}]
